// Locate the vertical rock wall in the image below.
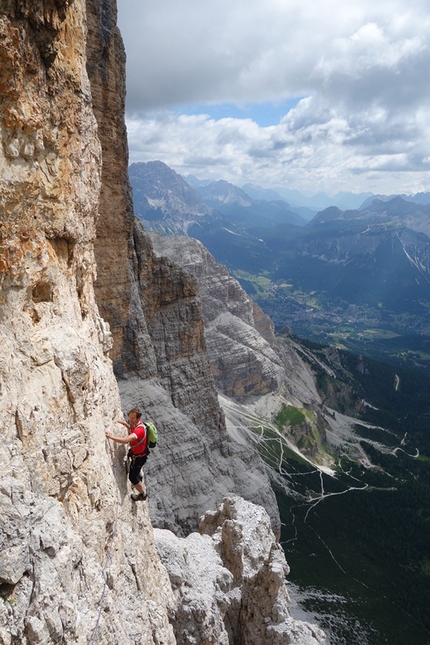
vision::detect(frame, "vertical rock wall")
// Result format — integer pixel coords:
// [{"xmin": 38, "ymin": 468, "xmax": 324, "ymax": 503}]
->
[
  {"xmin": 86, "ymin": 0, "xmax": 153, "ymax": 378},
  {"xmin": 1, "ymin": 0, "xmax": 106, "ymax": 502},
  {"xmin": 119, "ymin": 222, "xmax": 280, "ymax": 537},
  {"xmin": 84, "ymin": 0, "xmax": 280, "ymax": 534},
  {"xmin": 132, "ymin": 222, "xmax": 225, "ymax": 432},
  {"xmin": 149, "ymin": 233, "xmax": 286, "ymax": 398},
  {"xmin": 0, "ymin": 3, "xmax": 175, "ymax": 643}
]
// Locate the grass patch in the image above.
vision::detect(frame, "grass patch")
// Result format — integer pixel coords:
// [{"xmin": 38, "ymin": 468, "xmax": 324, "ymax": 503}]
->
[
  {"xmin": 275, "ymin": 404, "xmax": 306, "ymax": 429},
  {"xmin": 362, "ymin": 328, "xmax": 400, "ymax": 339},
  {"xmin": 231, "ymin": 269, "xmax": 271, "ymax": 296}
]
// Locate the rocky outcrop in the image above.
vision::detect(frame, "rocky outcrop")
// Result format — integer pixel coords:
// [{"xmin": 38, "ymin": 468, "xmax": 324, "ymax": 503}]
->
[
  {"xmin": 155, "ymin": 497, "xmax": 326, "ymax": 645},
  {"xmin": 149, "ymin": 233, "xmax": 321, "ymax": 406},
  {"xmin": 149, "ymin": 233, "xmax": 286, "ymax": 398}
]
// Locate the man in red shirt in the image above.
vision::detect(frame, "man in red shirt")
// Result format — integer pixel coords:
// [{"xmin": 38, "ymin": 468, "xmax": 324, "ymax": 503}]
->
[{"xmin": 105, "ymin": 408, "xmax": 148, "ymax": 501}]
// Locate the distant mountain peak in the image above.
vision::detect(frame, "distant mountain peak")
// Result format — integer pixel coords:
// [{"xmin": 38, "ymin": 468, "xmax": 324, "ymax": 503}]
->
[
  {"xmin": 309, "ymin": 206, "xmax": 343, "ymax": 224},
  {"xmin": 196, "ymin": 180, "xmax": 254, "ymax": 207},
  {"xmin": 241, "ymin": 183, "xmax": 290, "ymax": 205},
  {"xmin": 129, "ymin": 161, "xmax": 216, "ymax": 234},
  {"xmin": 309, "ymin": 196, "xmax": 430, "ymax": 238}
]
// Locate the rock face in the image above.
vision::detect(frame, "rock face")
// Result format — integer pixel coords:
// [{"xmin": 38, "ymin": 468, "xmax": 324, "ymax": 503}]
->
[
  {"xmin": 83, "ymin": 1, "xmax": 281, "ymax": 537},
  {"xmin": 86, "ymin": 0, "xmax": 149, "ymax": 378},
  {"xmin": 117, "ymin": 226, "xmax": 281, "ymax": 536},
  {"xmin": 0, "ymin": 3, "xmax": 175, "ymax": 643},
  {"xmin": 149, "ymin": 234, "xmax": 285, "ymax": 398},
  {"xmin": 155, "ymin": 497, "xmax": 326, "ymax": 645},
  {"xmin": 149, "ymin": 233, "xmax": 321, "ymax": 406},
  {"xmin": 0, "ymin": 476, "xmax": 176, "ymax": 645}
]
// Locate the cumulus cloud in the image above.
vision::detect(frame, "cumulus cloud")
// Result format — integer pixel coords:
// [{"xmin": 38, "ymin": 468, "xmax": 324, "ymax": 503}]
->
[
  {"xmin": 125, "ymin": 101, "xmax": 430, "ymax": 193},
  {"xmin": 117, "ymin": 0, "xmax": 430, "ymax": 193}
]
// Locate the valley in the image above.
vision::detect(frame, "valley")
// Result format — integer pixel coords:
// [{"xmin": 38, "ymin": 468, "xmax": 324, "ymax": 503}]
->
[
  {"xmin": 129, "ymin": 160, "xmax": 430, "ymax": 374},
  {"xmin": 236, "ymin": 276, "xmax": 430, "ymax": 373},
  {"xmin": 220, "ymin": 345, "xmax": 430, "ymax": 645}
]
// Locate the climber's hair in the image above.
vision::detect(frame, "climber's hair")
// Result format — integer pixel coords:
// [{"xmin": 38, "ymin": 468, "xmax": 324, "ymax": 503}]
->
[{"xmin": 128, "ymin": 407, "xmax": 142, "ymax": 419}]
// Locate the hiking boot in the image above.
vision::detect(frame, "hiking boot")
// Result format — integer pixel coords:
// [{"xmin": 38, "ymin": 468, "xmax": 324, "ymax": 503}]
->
[{"xmin": 131, "ymin": 491, "xmax": 148, "ymax": 502}]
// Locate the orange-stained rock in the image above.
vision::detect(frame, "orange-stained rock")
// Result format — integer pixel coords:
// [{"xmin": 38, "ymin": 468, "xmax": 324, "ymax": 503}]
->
[{"xmin": 0, "ymin": 3, "xmax": 175, "ymax": 643}]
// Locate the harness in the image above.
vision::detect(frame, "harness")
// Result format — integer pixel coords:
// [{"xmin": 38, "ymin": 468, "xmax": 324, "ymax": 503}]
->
[{"xmin": 129, "ymin": 421, "xmax": 148, "ymax": 457}]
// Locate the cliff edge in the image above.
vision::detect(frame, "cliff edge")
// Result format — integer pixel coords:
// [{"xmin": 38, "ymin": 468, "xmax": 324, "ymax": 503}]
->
[
  {"xmin": 85, "ymin": 0, "xmax": 281, "ymax": 535},
  {"xmin": 0, "ymin": 2, "xmax": 174, "ymax": 643}
]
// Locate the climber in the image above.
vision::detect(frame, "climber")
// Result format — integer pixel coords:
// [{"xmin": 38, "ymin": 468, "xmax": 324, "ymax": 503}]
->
[{"xmin": 105, "ymin": 408, "xmax": 148, "ymax": 502}]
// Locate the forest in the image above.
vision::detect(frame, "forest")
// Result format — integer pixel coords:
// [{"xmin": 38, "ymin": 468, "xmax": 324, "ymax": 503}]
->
[{"xmin": 275, "ymin": 340, "xmax": 430, "ymax": 645}]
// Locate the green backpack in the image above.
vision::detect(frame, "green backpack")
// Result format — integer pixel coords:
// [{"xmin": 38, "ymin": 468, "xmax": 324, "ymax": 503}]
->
[{"xmin": 146, "ymin": 421, "xmax": 158, "ymax": 449}]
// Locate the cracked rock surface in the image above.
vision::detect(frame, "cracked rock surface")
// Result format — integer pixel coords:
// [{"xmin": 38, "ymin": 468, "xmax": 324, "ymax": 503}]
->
[{"xmin": 155, "ymin": 497, "xmax": 326, "ymax": 645}]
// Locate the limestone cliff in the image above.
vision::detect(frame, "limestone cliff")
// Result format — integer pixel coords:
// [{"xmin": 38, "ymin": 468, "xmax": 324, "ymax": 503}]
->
[
  {"xmin": 0, "ymin": 3, "xmax": 175, "ymax": 643},
  {"xmin": 83, "ymin": 0, "xmax": 281, "ymax": 536},
  {"xmin": 148, "ymin": 233, "xmax": 321, "ymax": 407},
  {"xmin": 86, "ymin": 0, "xmax": 151, "ymax": 379},
  {"xmin": 147, "ymin": 234, "xmax": 335, "ymax": 472},
  {"xmin": 147, "ymin": 234, "xmax": 285, "ymax": 398},
  {"xmin": 117, "ymin": 221, "xmax": 281, "ymax": 537},
  {"xmin": 156, "ymin": 497, "xmax": 326, "ymax": 645}
]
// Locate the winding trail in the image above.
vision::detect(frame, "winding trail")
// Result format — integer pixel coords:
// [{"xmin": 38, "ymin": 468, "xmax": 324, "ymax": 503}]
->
[
  {"xmin": 219, "ymin": 392, "xmax": 428, "ymax": 642},
  {"xmin": 394, "ymin": 374, "xmax": 400, "ymax": 391}
]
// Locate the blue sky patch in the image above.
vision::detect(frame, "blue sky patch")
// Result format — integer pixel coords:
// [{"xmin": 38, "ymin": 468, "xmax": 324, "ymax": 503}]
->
[{"xmin": 174, "ymin": 99, "xmax": 302, "ymax": 127}]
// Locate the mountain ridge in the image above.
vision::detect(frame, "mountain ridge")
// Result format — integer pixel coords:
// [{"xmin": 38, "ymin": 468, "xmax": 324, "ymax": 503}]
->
[
  {"xmin": 131, "ymin": 160, "xmax": 308, "ymax": 231},
  {"xmin": 312, "ymin": 195, "xmax": 430, "ymax": 237},
  {"xmin": 128, "ymin": 162, "xmax": 430, "ymax": 371}
]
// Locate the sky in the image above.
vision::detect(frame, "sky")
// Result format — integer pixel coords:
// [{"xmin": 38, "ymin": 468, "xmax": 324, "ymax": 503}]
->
[{"xmin": 116, "ymin": 0, "xmax": 430, "ymax": 196}]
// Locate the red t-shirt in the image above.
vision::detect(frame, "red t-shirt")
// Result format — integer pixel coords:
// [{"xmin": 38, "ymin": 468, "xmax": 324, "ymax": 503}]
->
[{"xmin": 129, "ymin": 422, "xmax": 147, "ymax": 455}]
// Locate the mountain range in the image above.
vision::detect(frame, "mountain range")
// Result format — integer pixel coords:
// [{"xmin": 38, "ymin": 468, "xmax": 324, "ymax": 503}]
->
[
  {"xmin": 129, "ymin": 161, "xmax": 430, "ymax": 372},
  {"xmin": 185, "ymin": 173, "xmax": 430, "ymax": 213},
  {"xmin": 186, "ymin": 174, "xmax": 377, "ymax": 212},
  {"xmin": 130, "ymin": 160, "xmax": 308, "ymax": 231},
  {"xmin": 130, "ymin": 162, "xmax": 430, "ymax": 640}
]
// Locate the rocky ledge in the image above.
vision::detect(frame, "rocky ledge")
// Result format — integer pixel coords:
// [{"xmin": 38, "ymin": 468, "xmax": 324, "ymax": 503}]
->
[{"xmin": 156, "ymin": 496, "xmax": 326, "ymax": 645}]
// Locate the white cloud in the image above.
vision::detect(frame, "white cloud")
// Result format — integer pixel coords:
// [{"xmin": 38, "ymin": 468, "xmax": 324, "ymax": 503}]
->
[
  {"xmin": 117, "ymin": 0, "xmax": 430, "ymax": 194},
  {"xmin": 125, "ymin": 99, "xmax": 430, "ymax": 194}
]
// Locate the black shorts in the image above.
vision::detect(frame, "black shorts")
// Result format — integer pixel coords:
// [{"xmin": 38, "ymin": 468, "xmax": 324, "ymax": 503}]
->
[{"xmin": 128, "ymin": 453, "xmax": 148, "ymax": 485}]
